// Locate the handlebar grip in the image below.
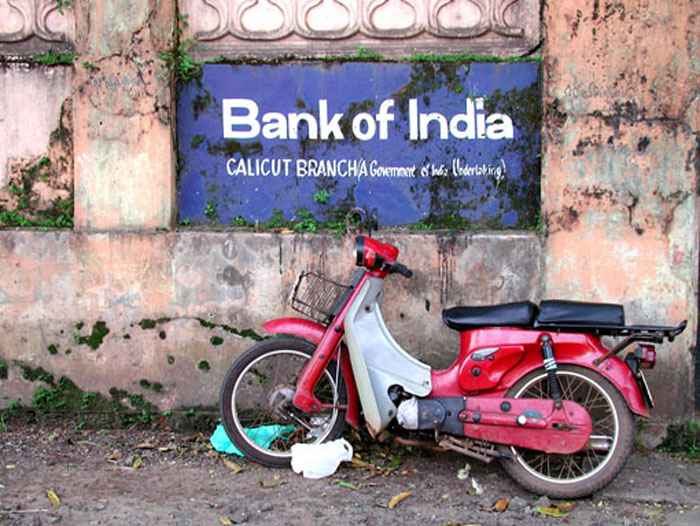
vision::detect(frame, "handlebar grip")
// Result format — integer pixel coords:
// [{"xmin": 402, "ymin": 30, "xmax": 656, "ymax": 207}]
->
[{"xmin": 390, "ymin": 263, "xmax": 413, "ymax": 278}]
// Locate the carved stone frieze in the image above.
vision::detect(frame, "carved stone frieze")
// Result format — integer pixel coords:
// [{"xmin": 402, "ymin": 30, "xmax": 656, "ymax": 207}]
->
[
  {"xmin": 0, "ymin": 0, "xmax": 74, "ymax": 54},
  {"xmin": 180, "ymin": 0, "xmax": 540, "ymax": 58}
]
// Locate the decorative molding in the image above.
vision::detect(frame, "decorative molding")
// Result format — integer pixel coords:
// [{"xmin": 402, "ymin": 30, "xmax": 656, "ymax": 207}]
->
[
  {"xmin": 180, "ymin": 0, "xmax": 540, "ymax": 58},
  {"xmin": 362, "ymin": 0, "xmax": 424, "ymax": 39},
  {"xmin": 0, "ymin": 0, "xmax": 74, "ymax": 45},
  {"xmin": 296, "ymin": 0, "xmax": 358, "ymax": 40}
]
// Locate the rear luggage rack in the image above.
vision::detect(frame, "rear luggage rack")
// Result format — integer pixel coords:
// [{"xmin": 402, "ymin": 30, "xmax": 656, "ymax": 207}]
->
[
  {"xmin": 536, "ymin": 320, "xmax": 688, "ymax": 366},
  {"xmin": 534, "ymin": 320, "xmax": 687, "ymax": 340}
]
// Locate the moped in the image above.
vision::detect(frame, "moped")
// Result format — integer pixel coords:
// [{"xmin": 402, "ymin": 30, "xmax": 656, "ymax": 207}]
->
[{"xmin": 219, "ymin": 230, "xmax": 686, "ymax": 498}]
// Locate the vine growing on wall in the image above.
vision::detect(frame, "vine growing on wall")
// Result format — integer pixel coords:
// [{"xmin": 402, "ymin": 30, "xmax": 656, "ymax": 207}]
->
[{"xmin": 160, "ymin": 14, "xmax": 202, "ymax": 83}]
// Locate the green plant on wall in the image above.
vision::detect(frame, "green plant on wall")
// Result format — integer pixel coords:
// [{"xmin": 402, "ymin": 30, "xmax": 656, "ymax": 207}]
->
[
  {"xmin": 204, "ymin": 200, "xmax": 218, "ymax": 224},
  {"xmin": 160, "ymin": 14, "xmax": 202, "ymax": 83},
  {"xmin": 0, "ymin": 154, "xmax": 74, "ymax": 229},
  {"xmin": 31, "ymin": 49, "xmax": 75, "ymax": 66},
  {"xmin": 56, "ymin": 0, "xmax": 71, "ymax": 14},
  {"xmin": 313, "ymin": 188, "xmax": 330, "ymax": 204}
]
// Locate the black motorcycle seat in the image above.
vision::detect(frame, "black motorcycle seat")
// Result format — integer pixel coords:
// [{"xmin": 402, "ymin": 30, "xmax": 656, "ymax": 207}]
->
[
  {"xmin": 536, "ymin": 300, "xmax": 625, "ymax": 326},
  {"xmin": 442, "ymin": 301, "xmax": 538, "ymax": 331}
]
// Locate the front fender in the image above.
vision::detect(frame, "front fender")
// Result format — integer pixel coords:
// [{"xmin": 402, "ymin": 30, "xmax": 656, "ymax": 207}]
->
[{"xmin": 263, "ymin": 318, "xmax": 326, "ymax": 343}]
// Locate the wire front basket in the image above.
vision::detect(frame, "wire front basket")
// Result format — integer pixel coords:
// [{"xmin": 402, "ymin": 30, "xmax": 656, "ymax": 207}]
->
[{"xmin": 291, "ymin": 271, "xmax": 349, "ymax": 326}]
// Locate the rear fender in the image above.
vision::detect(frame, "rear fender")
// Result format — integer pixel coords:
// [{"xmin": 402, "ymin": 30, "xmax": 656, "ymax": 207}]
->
[
  {"xmin": 499, "ymin": 345, "xmax": 650, "ymax": 418},
  {"xmin": 262, "ymin": 318, "xmax": 361, "ymax": 429},
  {"xmin": 563, "ymin": 357, "xmax": 649, "ymax": 418},
  {"xmin": 437, "ymin": 329, "xmax": 650, "ymax": 418}
]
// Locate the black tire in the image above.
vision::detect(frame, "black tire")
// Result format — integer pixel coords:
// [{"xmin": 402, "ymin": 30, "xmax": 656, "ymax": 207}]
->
[
  {"xmin": 219, "ymin": 337, "xmax": 347, "ymax": 467},
  {"xmin": 499, "ymin": 365, "xmax": 635, "ymax": 498}
]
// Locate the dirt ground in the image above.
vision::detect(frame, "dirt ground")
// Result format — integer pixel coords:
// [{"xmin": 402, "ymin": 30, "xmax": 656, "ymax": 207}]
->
[{"xmin": 1, "ymin": 420, "xmax": 699, "ymax": 526}]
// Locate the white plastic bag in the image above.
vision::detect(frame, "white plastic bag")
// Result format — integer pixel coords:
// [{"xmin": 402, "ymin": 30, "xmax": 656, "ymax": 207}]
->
[{"xmin": 290, "ymin": 438, "xmax": 353, "ymax": 479}]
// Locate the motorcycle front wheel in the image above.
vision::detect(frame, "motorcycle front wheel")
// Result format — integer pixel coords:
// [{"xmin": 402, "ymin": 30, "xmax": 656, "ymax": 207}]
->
[
  {"xmin": 500, "ymin": 365, "xmax": 635, "ymax": 498},
  {"xmin": 219, "ymin": 337, "xmax": 347, "ymax": 467}
]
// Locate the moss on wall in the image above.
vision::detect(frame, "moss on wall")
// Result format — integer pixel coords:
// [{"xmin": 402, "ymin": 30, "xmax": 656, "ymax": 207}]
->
[{"xmin": 0, "ymin": 99, "xmax": 74, "ymax": 228}]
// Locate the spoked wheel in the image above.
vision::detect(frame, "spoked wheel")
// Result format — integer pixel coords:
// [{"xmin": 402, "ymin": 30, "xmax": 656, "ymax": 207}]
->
[
  {"xmin": 219, "ymin": 337, "xmax": 347, "ymax": 467},
  {"xmin": 500, "ymin": 365, "xmax": 635, "ymax": 498}
]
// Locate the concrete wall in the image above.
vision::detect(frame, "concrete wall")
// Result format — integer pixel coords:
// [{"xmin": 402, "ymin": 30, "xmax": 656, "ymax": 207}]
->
[
  {"xmin": 0, "ymin": 0, "xmax": 697, "ymax": 423},
  {"xmin": 0, "ymin": 230, "xmax": 540, "ymax": 409},
  {"xmin": 541, "ymin": 1, "xmax": 699, "ymax": 420}
]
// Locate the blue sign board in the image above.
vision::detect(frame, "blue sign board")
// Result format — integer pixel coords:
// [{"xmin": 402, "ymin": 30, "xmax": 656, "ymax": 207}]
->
[{"xmin": 177, "ymin": 61, "xmax": 540, "ymax": 228}]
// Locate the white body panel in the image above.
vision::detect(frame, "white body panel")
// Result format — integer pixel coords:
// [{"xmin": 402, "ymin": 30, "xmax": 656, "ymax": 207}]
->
[{"xmin": 344, "ymin": 277, "xmax": 432, "ymax": 436}]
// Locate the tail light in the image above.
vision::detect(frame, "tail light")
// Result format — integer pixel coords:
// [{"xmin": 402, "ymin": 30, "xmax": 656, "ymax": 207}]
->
[{"xmin": 637, "ymin": 344, "xmax": 656, "ymax": 369}]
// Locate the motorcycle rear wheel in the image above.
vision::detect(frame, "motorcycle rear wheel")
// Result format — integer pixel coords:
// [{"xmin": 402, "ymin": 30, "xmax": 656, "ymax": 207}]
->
[
  {"xmin": 500, "ymin": 365, "xmax": 635, "ymax": 498},
  {"xmin": 219, "ymin": 337, "xmax": 347, "ymax": 467}
]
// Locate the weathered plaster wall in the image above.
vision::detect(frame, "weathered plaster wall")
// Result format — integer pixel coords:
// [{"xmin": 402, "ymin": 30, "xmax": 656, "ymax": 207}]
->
[
  {"xmin": 0, "ymin": 1, "xmax": 697, "ymax": 424},
  {"xmin": 73, "ymin": 0, "xmax": 176, "ymax": 230},
  {"xmin": 0, "ymin": 64, "xmax": 72, "ymax": 193},
  {"xmin": 542, "ymin": 1, "xmax": 699, "ymax": 421},
  {"xmin": 0, "ymin": 231, "xmax": 540, "ymax": 409}
]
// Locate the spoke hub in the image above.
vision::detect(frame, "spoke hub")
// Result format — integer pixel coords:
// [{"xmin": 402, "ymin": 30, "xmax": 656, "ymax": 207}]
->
[{"xmin": 268, "ymin": 384, "xmax": 296, "ymax": 424}]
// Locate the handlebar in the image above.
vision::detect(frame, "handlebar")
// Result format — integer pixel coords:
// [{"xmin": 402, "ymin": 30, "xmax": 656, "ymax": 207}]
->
[{"xmin": 387, "ymin": 263, "xmax": 413, "ymax": 278}]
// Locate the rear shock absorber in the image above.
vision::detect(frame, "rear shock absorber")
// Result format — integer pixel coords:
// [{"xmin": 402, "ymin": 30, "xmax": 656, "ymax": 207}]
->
[{"xmin": 540, "ymin": 334, "xmax": 562, "ymax": 409}]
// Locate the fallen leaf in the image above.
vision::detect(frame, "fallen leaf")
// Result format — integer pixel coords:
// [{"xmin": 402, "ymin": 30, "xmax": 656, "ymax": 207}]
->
[
  {"xmin": 6, "ymin": 465, "xmax": 16, "ymax": 470},
  {"xmin": 132, "ymin": 442, "xmax": 156, "ymax": 450},
  {"xmin": 46, "ymin": 489, "xmax": 61, "ymax": 508},
  {"xmin": 334, "ymin": 480, "xmax": 359, "ymax": 490},
  {"xmin": 223, "ymin": 458, "xmax": 243, "ymax": 473},
  {"xmin": 105, "ymin": 451, "xmax": 122, "ymax": 462},
  {"xmin": 132, "ymin": 456, "xmax": 144, "ymax": 469},
  {"xmin": 644, "ymin": 508, "xmax": 664, "ymax": 518},
  {"xmin": 219, "ymin": 517, "xmax": 233, "ymax": 525},
  {"xmin": 679, "ymin": 477, "xmax": 699, "ymax": 486},
  {"xmin": 387, "ymin": 491, "xmax": 411, "ymax": 509},
  {"xmin": 377, "ymin": 430, "xmax": 393, "ymax": 443},
  {"xmin": 534, "ymin": 506, "xmax": 568, "ymax": 518},
  {"xmin": 554, "ymin": 501, "xmax": 577, "ymax": 512},
  {"xmin": 457, "ymin": 462, "xmax": 471, "ymax": 480},
  {"xmin": 76, "ymin": 440, "xmax": 98, "ymax": 446},
  {"xmin": 158, "ymin": 445, "xmax": 175, "ymax": 452},
  {"xmin": 493, "ymin": 498, "xmax": 509, "ymax": 512},
  {"xmin": 350, "ymin": 457, "xmax": 375, "ymax": 470},
  {"xmin": 260, "ymin": 474, "xmax": 282, "ymax": 488}
]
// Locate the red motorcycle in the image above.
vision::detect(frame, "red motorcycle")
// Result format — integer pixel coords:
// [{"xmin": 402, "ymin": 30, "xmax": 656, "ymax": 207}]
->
[{"xmin": 219, "ymin": 234, "xmax": 686, "ymax": 498}]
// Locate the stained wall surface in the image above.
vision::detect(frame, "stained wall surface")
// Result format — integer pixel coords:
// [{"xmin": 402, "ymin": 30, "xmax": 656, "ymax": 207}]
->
[
  {"xmin": 541, "ymin": 1, "xmax": 699, "ymax": 418},
  {"xmin": 0, "ymin": 0, "xmax": 697, "ymax": 423}
]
